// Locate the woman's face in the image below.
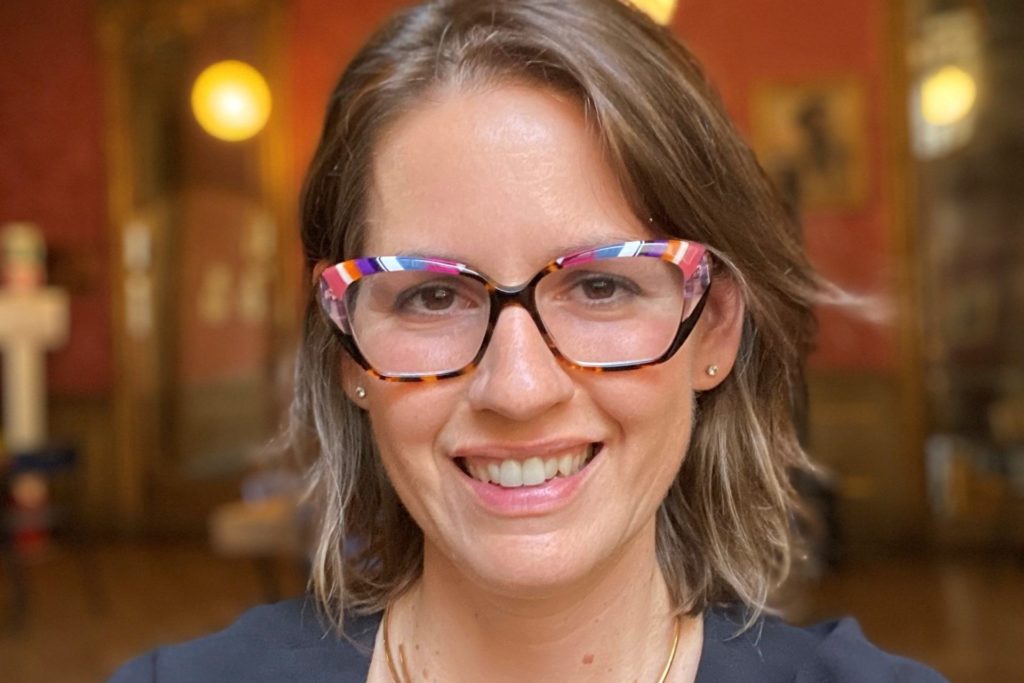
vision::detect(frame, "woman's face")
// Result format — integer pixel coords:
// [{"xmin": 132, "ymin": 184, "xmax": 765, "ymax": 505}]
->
[{"xmin": 348, "ymin": 83, "xmax": 739, "ymax": 596}]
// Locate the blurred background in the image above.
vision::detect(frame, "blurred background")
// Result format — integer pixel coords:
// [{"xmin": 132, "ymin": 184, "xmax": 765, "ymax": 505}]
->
[{"xmin": 0, "ymin": 0, "xmax": 1021, "ymax": 680}]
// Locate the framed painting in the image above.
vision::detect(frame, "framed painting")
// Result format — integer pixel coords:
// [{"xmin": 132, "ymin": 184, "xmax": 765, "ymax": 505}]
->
[{"xmin": 752, "ymin": 79, "xmax": 869, "ymax": 211}]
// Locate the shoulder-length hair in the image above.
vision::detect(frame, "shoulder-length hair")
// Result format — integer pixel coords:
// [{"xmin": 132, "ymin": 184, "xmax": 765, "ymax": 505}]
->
[{"xmin": 293, "ymin": 0, "xmax": 820, "ymax": 631}]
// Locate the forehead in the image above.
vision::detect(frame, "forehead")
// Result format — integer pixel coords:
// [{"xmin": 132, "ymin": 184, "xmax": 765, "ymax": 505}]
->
[{"xmin": 364, "ymin": 83, "xmax": 651, "ymax": 280}]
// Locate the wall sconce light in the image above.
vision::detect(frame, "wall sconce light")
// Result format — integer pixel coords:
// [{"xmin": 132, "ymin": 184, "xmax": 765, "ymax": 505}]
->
[
  {"xmin": 920, "ymin": 65, "xmax": 977, "ymax": 127},
  {"xmin": 629, "ymin": 0, "xmax": 679, "ymax": 25},
  {"xmin": 191, "ymin": 60, "xmax": 272, "ymax": 142}
]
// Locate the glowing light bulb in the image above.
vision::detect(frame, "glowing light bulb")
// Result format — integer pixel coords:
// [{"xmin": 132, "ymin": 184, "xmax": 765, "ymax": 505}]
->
[
  {"xmin": 629, "ymin": 0, "xmax": 679, "ymax": 25},
  {"xmin": 920, "ymin": 65, "xmax": 977, "ymax": 127},
  {"xmin": 191, "ymin": 60, "xmax": 272, "ymax": 142}
]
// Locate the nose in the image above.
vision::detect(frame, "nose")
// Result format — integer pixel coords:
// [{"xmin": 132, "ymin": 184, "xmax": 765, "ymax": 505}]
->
[{"xmin": 465, "ymin": 306, "xmax": 574, "ymax": 421}]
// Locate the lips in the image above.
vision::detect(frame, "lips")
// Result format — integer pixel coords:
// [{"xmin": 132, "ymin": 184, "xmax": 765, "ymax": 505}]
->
[{"xmin": 455, "ymin": 443, "xmax": 601, "ymax": 488}]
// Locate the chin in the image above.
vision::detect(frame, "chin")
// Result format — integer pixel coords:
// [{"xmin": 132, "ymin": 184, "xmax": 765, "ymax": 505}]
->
[{"xmin": 446, "ymin": 531, "xmax": 604, "ymax": 598}]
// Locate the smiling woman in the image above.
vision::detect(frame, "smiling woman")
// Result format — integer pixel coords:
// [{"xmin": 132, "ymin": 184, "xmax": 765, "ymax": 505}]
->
[{"xmin": 110, "ymin": 1, "xmax": 945, "ymax": 682}]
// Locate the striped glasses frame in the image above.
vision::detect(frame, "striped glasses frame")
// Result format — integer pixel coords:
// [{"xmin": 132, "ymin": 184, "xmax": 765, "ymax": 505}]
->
[{"xmin": 317, "ymin": 240, "xmax": 712, "ymax": 382}]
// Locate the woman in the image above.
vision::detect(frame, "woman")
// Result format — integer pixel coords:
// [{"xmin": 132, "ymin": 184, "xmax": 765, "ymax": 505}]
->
[{"xmin": 113, "ymin": 1, "xmax": 945, "ymax": 681}]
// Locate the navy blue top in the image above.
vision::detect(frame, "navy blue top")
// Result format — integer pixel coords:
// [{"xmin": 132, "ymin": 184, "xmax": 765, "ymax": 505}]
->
[{"xmin": 109, "ymin": 598, "xmax": 946, "ymax": 682}]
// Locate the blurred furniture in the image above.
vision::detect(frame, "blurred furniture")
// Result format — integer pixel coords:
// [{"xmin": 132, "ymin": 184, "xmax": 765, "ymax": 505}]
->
[
  {"xmin": 926, "ymin": 433, "xmax": 1024, "ymax": 558},
  {"xmin": 910, "ymin": 2, "xmax": 1024, "ymax": 553},
  {"xmin": 792, "ymin": 467, "xmax": 841, "ymax": 575},
  {"xmin": 0, "ymin": 444, "xmax": 106, "ymax": 631},
  {"xmin": 208, "ymin": 470, "xmax": 307, "ymax": 602}
]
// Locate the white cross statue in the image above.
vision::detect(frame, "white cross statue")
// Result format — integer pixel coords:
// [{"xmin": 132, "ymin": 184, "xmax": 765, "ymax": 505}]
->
[{"xmin": 0, "ymin": 222, "xmax": 69, "ymax": 455}]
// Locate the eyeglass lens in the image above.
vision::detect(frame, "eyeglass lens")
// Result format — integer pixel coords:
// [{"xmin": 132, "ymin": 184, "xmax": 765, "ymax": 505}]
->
[{"xmin": 343, "ymin": 256, "xmax": 701, "ymax": 377}]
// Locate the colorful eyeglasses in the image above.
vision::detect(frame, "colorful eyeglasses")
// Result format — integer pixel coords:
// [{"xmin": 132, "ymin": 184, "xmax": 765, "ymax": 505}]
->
[{"xmin": 318, "ymin": 240, "xmax": 711, "ymax": 381}]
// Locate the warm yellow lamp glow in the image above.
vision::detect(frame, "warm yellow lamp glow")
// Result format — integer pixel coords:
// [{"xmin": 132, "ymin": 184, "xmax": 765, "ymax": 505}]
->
[
  {"xmin": 629, "ymin": 0, "xmax": 679, "ymax": 25},
  {"xmin": 921, "ymin": 65, "xmax": 977, "ymax": 126},
  {"xmin": 191, "ymin": 60, "xmax": 271, "ymax": 142}
]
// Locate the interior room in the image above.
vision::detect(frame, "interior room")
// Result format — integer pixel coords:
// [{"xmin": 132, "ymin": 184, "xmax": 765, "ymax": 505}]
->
[{"xmin": 1, "ymin": 0, "xmax": 1021, "ymax": 680}]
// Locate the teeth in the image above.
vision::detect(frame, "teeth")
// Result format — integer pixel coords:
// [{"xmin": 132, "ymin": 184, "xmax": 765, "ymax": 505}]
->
[
  {"xmin": 468, "ymin": 463, "xmax": 489, "ymax": 483},
  {"xmin": 544, "ymin": 457, "xmax": 558, "ymax": 479},
  {"xmin": 499, "ymin": 460, "xmax": 523, "ymax": 487},
  {"xmin": 522, "ymin": 458, "xmax": 545, "ymax": 486},
  {"xmin": 464, "ymin": 445, "xmax": 597, "ymax": 488}
]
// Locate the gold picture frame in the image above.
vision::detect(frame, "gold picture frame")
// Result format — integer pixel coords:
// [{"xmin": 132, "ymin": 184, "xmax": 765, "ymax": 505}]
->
[{"xmin": 752, "ymin": 79, "xmax": 869, "ymax": 211}]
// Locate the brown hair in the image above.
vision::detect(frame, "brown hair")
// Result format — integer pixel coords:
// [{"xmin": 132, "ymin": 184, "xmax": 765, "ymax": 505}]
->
[{"xmin": 292, "ymin": 0, "xmax": 819, "ymax": 631}]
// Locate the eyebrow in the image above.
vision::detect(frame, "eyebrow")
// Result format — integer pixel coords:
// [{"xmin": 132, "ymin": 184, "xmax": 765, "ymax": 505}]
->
[{"xmin": 394, "ymin": 249, "xmax": 460, "ymax": 261}]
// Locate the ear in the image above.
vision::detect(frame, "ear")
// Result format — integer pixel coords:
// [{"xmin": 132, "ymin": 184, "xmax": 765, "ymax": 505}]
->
[
  {"xmin": 340, "ymin": 353, "xmax": 370, "ymax": 407},
  {"xmin": 311, "ymin": 259, "xmax": 331, "ymax": 286},
  {"xmin": 314, "ymin": 259, "xmax": 371, "ymax": 406},
  {"xmin": 690, "ymin": 275, "xmax": 745, "ymax": 391}
]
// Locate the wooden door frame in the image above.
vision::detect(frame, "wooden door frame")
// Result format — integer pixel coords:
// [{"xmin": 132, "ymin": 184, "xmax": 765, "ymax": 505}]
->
[{"xmin": 99, "ymin": 0, "xmax": 296, "ymax": 534}]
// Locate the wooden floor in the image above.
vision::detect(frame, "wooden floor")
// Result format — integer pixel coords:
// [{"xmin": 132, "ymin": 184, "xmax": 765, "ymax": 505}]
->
[
  {"xmin": 789, "ymin": 552, "xmax": 1023, "ymax": 681},
  {"xmin": 0, "ymin": 542, "xmax": 1020, "ymax": 682}
]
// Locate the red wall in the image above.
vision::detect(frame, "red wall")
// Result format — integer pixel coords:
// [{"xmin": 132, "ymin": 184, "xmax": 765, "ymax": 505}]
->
[
  {"xmin": 673, "ymin": 0, "xmax": 895, "ymax": 371},
  {"xmin": 288, "ymin": 0, "xmax": 411, "ymax": 189},
  {"xmin": 0, "ymin": 0, "xmax": 111, "ymax": 395}
]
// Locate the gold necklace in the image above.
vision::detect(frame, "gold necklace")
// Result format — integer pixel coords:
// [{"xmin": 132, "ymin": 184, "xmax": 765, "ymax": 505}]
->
[{"xmin": 382, "ymin": 606, "xmax": 682, "ymax": 683}]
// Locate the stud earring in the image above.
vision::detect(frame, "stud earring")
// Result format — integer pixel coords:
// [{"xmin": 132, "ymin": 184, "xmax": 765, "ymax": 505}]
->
[
  {"xmin": 705, "ymin": 365, "xmax": 719, "ymax": 377},
  {"xmin": 355, "ymin": 386, "xmax": 367, "ymax": 399}
]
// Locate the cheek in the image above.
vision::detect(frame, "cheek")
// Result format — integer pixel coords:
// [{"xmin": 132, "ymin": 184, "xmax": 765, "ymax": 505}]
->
[
  {"xmin": 366, "ymin": 383, "xmax": 463, "ymax": 480},
  {"xmin": 590, "ymin": 354, "xmax": 696, "ymax": 470},
  {"xmin": 609, "ymin": 340, "xmax": 694, "ymax": 410}
]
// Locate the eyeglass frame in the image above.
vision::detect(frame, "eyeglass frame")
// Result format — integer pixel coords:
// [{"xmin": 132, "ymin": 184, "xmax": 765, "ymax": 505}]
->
[{"xmin": 317, "ymin": 239, "xmax": 712, "ymax": 382}]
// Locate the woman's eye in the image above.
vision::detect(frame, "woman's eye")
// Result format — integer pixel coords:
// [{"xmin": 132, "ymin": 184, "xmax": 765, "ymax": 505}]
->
[
  {"xmin": 572, "ymin": 274, "xmax": 639, "ymax": 302},
  {"xmin": 579, "ymin": 277, "xmax": 616, "ymax": 300},
  {"xmin": 417, "ymin": 286, "xmax": 456, "ymax": 311},
  {"xmin": 393, "ymin": 280, "xmax": 476, "ymax": 314}
]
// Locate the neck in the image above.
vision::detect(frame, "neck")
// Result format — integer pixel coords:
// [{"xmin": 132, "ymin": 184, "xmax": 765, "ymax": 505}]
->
[{"xmin": 380, "ymin": 522, "xmax": 701, "ymax": 683}]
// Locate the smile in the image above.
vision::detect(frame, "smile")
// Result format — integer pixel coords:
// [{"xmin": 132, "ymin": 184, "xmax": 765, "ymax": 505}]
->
[{"xmin": 456, "ymin": 443, "xmax": 601, "ymax": 488}]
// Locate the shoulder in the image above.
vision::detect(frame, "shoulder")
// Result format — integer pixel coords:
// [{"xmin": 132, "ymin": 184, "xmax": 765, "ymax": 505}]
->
[
  {"xmin": 107, "ymin": 598, "xmax": 381, "ymax": 683},
  {"xmin": 697, "ymin": 607, "xmax": 948, "ymax": 683}
]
